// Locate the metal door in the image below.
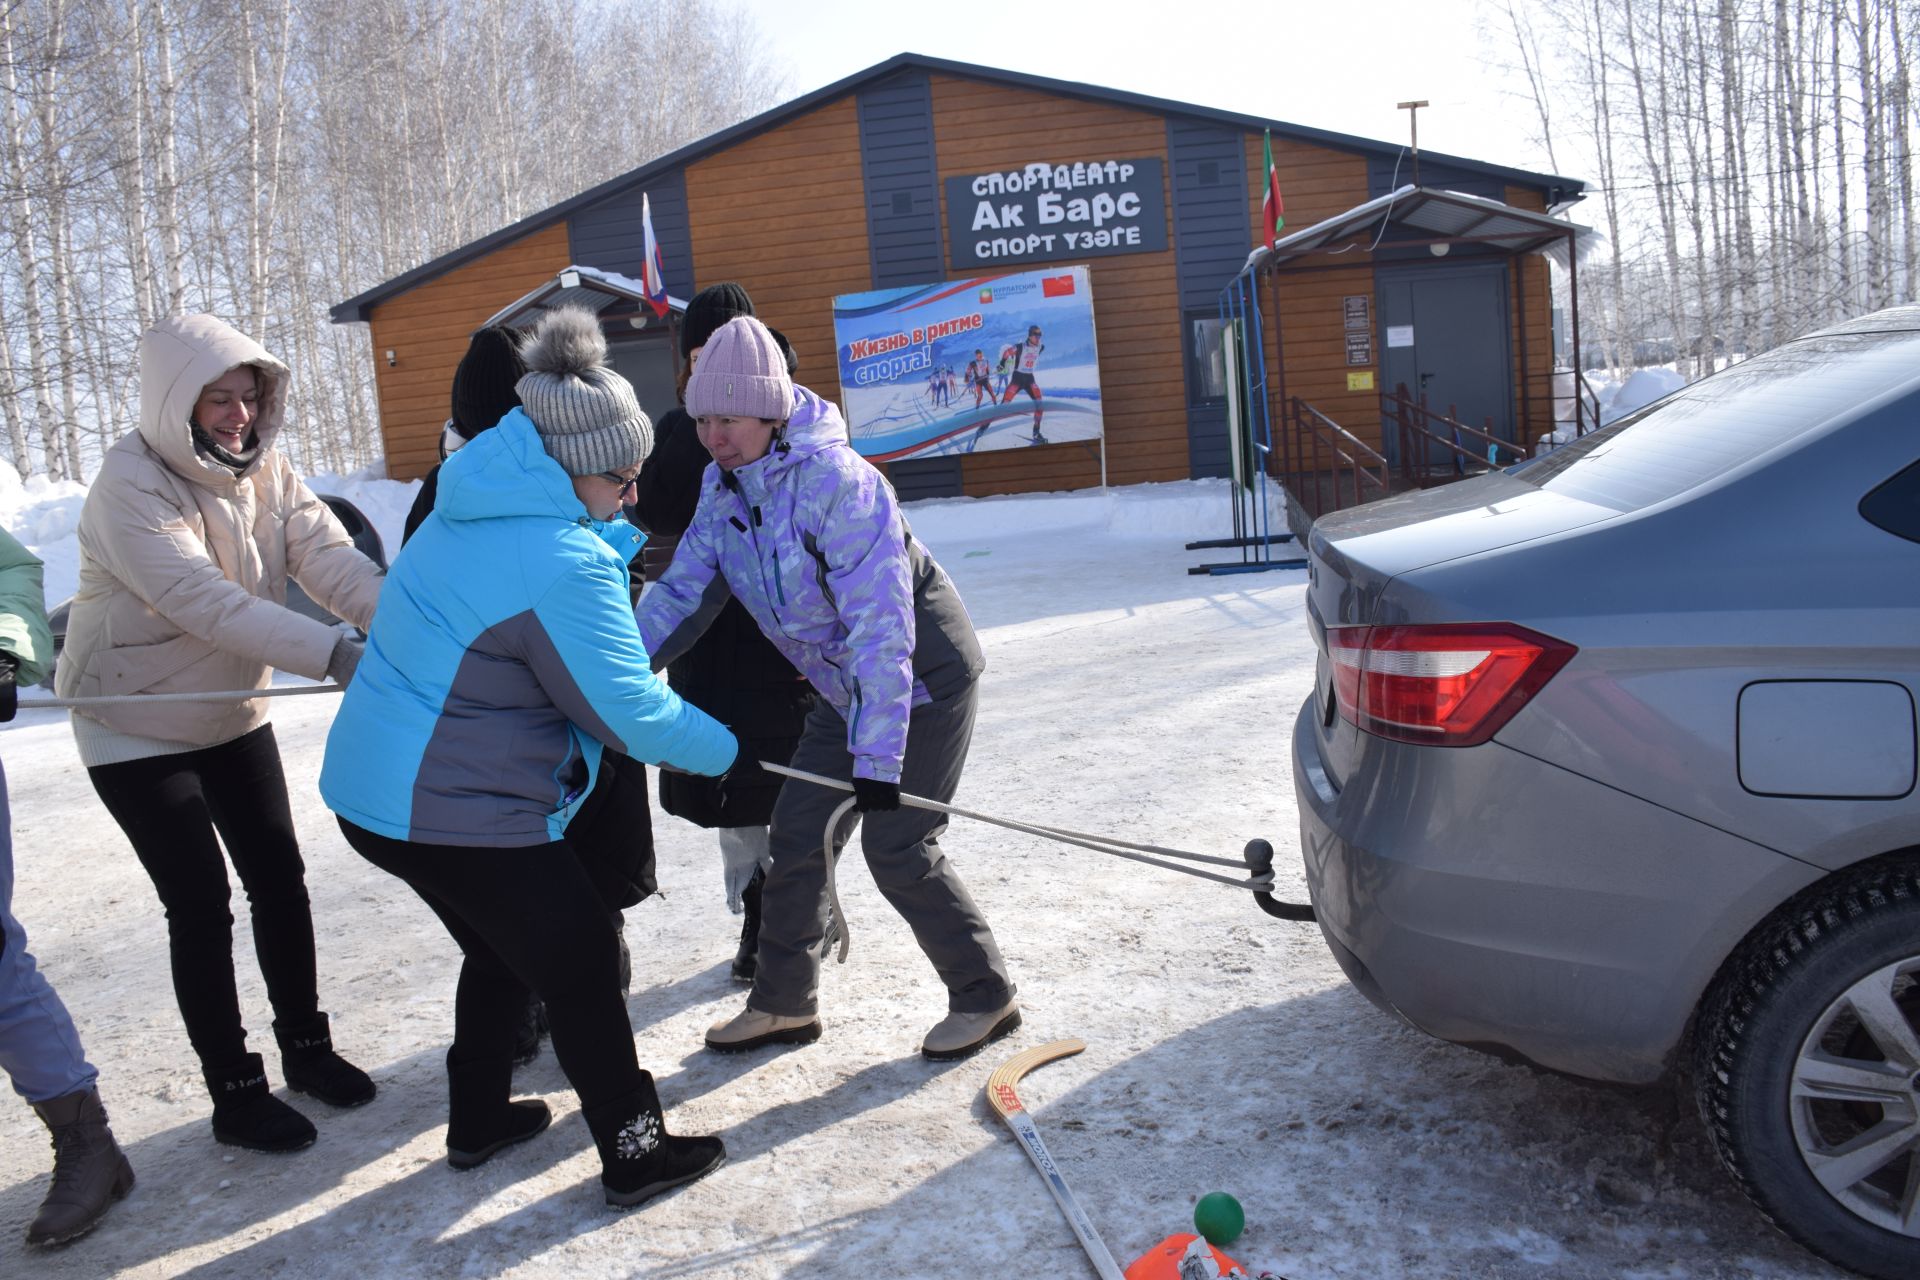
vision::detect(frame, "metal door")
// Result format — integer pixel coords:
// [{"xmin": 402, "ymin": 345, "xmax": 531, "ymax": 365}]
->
[{"xmin": 1377, "ymin": 263, "xmax": 1512, "ymax": 467}]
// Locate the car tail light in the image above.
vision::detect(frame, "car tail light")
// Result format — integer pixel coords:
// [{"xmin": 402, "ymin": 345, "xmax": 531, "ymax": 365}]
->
[{"xmin": 1326, "ymin": 623, "xmax": 1576, "ymax": 746}]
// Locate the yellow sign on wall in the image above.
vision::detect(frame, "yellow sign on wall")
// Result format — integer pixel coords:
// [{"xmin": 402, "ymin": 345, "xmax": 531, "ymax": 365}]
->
[{"xmin": 1347, "ymin": 371, "xmax": 1375, "ymax": 392}]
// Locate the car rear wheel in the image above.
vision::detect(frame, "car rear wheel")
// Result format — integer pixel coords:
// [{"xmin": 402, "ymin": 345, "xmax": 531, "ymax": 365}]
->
[{"xmin": 1695, "ymin": 862, "xmax": 1920, "ymax": 1280}]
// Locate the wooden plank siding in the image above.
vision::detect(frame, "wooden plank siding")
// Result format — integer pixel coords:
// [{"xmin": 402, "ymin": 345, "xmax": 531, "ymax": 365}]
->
[
  {"xmin": 929, "ymin": 74, "xmax": 1186, "ymax": 496},
  {"xmin": 1243, "ymin": 135, "xmax": 1381, "ymax": 453},
  {"xmin": 1504, "ymin": 185, "xmax": 1557, "ymax": 450},
  {"xmin": 368, "ymin": 221, "xmax": 571, "ymax": 480},
  {"xmin": 684, "ymin": 96, "xmax": 870, "ymax": 410}
]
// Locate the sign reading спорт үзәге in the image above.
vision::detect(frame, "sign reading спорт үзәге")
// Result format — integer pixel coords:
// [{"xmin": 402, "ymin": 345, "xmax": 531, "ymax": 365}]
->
[
  {"xmin": 832, "ymin": 265, "xmax": 1104, "ymax": 463},
  {"xmin": 944, "ymin": 159, "xmax": 1166, "ymax": 270}
]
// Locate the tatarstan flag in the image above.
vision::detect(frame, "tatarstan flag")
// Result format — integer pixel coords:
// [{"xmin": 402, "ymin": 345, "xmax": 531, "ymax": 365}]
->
[{"xmin": 1263, "ymin": 129, "xmax": 1285, "ymax": 251}]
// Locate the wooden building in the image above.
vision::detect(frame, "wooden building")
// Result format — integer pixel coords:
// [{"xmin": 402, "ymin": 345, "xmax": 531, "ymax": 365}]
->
[{"xmin": 331, "ymin": 53, "xmax": 1585, "ymax": 500}]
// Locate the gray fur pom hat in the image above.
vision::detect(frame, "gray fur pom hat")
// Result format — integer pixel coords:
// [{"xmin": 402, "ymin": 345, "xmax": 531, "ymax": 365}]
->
[{"xmin": 516, "ymin": 307, "xmax": 653, "ymax": 477}]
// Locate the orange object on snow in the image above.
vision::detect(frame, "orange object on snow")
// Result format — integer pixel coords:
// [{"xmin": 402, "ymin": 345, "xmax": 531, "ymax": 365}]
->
[{"xmin": 1125, "ymin": 1232, "xmax": 1247, "ymax": 1279}]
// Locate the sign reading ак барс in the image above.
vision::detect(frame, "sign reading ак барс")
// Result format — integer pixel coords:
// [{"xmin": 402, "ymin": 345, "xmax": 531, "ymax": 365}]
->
[{"xmin": 945, "ymin": 159, "xmax": 1166, "ymax": 270}]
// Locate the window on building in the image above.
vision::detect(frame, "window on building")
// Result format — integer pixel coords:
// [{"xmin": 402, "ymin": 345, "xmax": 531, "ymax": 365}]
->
[{"xmin": 1188, "ymin": 314, "xmax": 1229, "ymax": 403}]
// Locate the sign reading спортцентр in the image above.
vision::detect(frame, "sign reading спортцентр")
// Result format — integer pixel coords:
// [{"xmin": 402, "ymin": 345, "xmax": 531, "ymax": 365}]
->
[{"xmin": 945, "ymin": 159, "xmax": 1167, "ymax": 270}]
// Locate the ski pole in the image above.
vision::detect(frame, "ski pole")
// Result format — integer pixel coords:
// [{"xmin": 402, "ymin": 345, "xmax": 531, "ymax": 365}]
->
[{"xmin": 17, "ymin": 683, "xmax": 345, "ymax": 710}]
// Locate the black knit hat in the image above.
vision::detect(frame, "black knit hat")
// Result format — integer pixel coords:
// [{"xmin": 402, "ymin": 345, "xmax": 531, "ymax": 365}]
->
[
  {"xmin": 680, "ymin": 282, "xmax": 754, "ymax": 359},
  {"xmin": 449, "ymin": 325, "xmax": 527, "ymax": 440}
]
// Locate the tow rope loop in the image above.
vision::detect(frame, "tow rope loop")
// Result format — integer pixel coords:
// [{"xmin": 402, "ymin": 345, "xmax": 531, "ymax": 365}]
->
[
  {"xmin": 761, "ymin": 760, "xmax": 1287, "ymax": 965},
  {"xmin": 18, "ymin": 684, "xmax": 345, "ymax": 710}
]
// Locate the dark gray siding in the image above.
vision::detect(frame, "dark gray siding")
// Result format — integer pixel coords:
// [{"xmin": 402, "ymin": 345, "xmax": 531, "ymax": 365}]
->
[
  {"xmin": 859, "ymin": 70, "xmax": 957, "ymax": 498},
  {"xmin": 887, "ymin": 455, "xmax": 964, "ymax": 503},
  {"xmin": 857, "ymin": 70, "xmax": 945, "ymax": 289},
  {"xmin": 567, "ymin": 168, "xmax": 696, "ymax": 299},
  {"xmin": 1168, "ymin": 116, "xmax": 1251, "ymax": 478}
]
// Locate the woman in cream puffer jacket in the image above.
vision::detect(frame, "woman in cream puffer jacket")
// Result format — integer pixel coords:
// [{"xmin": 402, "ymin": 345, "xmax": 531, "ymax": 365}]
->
[{"xmin": 58, "ymin": 312, "xmax": 384, "ymax": 1154}]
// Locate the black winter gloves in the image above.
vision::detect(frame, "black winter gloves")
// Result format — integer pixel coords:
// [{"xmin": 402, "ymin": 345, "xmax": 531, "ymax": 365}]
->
[
  {"xmin": 852, "ymin": 777, "xmax": 900, "ymax": 812},
  {"xmin": 0, "ymin": 651, "xmax": 16, "ymax": 723}
]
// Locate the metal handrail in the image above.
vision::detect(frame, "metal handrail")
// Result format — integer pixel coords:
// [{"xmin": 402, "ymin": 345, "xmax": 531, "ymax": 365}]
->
[
  {"xmin": 1573, "ymin": 369, "xmax": 1605, "ymax": 437},
  {"xmin": 1281, "ymin": 396, "xmax": 1390, "ymax": 520},
  {"xmin": 1386, "ymin": 385, "xmax": 1527, "ymax": 488}
]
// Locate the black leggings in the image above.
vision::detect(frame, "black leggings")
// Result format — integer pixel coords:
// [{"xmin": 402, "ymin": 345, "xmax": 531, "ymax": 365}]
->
[
  {"xmin": 338, "ymin": 820, "xmax": 641, "ymax": 1111},
  {"xmin": 88, "ymin": 724, "xmax": 318, "ymax": 1068}
]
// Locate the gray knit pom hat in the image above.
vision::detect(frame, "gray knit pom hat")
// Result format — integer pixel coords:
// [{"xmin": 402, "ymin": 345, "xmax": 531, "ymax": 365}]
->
[{"xmin": 516, "ymin": 307, "xmax": 653, "ymax": 476}]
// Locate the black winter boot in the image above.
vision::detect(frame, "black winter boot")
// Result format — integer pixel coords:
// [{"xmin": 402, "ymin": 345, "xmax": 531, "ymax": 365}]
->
[
  {"xmin": 584, "ymin": 1074, "xmax": 725, "ymax": 1208},
  {"xmin": 444, "ymin": 1049, "xmax": 551, "ymax": 1170},
  {"xmin": 730, "ymin": 867, "xmax": 764, "ymax": 983},
  {"xmin": 206, "ymin": 1054, "xmax": 315, "ymax": 1152},
  {"xmin": 276, "ymin": 1013, "xmax": 375, "ymax": 1108},
  {"xmin": 25, "ymin": 1089, "xmax": 135, "ymax": 1245}
]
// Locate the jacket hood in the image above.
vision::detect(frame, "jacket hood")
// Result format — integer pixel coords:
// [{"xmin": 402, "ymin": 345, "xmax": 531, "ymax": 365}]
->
[
  {"xmin": 723, "ymin": 384, "xmax": 847, "ymax": 495},
  {"xmin": 138, "ymin": 313, "xmax": 289, "ymax": 486},
  {"xmin": 435, "ymin": 408, "xmax": 643, "ymax": 560},
  {"xmin": 779, "ymin": 384, "xmax": 847, "ymax": 456}
]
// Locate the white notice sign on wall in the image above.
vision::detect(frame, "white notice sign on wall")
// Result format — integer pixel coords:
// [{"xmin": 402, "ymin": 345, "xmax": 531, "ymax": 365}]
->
[{"xmin": 1386, "ymin": 325, "xmax": 1415, "ymax": 348}]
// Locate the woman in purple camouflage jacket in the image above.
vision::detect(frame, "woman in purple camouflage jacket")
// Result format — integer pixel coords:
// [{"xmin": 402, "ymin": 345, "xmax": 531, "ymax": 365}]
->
[{"xmin": 636, "ymin": 315, "xmax": 1020, "ymax": 1061}]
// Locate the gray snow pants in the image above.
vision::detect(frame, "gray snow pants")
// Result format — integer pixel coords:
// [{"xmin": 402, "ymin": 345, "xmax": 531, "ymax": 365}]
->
[{"xmin": 747, "ymin": 679, "xmax": 1015, "ymax": 1020}]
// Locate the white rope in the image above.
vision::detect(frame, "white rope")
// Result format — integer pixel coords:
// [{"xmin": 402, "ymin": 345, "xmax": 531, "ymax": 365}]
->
[
  {"xmin": 761, "ymin": 760, "xmax": 1278, "ymax": 965},
  {"xmin": 18, "ymin": 683, "xmax": 346, "ymax": 710}
]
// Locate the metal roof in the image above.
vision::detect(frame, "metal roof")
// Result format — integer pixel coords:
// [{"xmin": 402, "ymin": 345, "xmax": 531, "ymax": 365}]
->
[
  {"xmin": 481, "ymin": 266, "xmax": 686, "ymax": 330},
  {"xmin": 332, "ymin": 53, "xmax": 1587, "ymax": 324},
  {"xmin": 1241, "ymin": 185, "xmax": 1599, "ymax": 275}
]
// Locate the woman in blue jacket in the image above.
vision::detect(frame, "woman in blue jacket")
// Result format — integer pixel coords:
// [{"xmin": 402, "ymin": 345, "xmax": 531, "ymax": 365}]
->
[{"xmin": 321, "ymin": 308, "xmax": 736, "ymax": 1209}]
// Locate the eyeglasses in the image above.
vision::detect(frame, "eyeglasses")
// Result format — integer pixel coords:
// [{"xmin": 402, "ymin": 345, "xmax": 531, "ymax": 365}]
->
[{"xmin": 599, "ymin": 471, "xmax": 641, "ymax": 495}]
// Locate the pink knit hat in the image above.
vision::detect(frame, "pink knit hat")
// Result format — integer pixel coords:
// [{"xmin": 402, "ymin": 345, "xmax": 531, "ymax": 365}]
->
[{"xmin": 684, "ymin": 316, "xmax": 794, "ymax": 421}]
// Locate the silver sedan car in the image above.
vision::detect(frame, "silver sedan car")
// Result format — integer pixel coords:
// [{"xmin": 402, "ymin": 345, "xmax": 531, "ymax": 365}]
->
[{"xmin": 1292, "ymin": 305, "xmax": 1920, "ymax": 1280}]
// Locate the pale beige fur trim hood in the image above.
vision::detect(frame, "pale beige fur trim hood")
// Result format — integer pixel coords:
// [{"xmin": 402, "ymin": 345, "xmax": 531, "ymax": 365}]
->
[{"xmin": 56, "ymin": 313, "xmax": 384, "ymax": 747}]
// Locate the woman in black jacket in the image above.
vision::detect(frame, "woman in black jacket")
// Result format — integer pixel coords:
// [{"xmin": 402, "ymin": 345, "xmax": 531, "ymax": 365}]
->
[{"xmin": 629, "ymin": 284, "xmax": 814, "ymax": 982}]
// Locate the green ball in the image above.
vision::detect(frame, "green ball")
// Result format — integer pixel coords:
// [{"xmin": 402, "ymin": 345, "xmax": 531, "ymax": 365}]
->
[{"xmin": 1194, "ymin": 1191, "xmax": 1245, "ymax": 1246}]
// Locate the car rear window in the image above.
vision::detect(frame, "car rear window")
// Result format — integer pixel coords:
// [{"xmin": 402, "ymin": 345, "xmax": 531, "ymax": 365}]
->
[{"xmin": 1513, "ymin": 329, "xmax": 1920, "ymax": 512}]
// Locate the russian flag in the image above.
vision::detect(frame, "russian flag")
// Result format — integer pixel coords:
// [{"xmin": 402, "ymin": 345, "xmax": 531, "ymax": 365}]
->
[{"xmin": 641, "ymin": 193, "xmax": 670, "ymax": 318}]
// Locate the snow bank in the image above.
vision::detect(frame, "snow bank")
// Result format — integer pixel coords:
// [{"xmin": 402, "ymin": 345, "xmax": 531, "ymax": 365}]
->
[
  {"xmin": 0, "ymin": 467, "xmax": 89, "ymax": 606},
  {"xmin": 1604, "ymin": 367, "xmax": 1688, "ymax": 422},
  {"xmin": 10, "ymin": 461, "xmax": 1282, "ymax": 608},
  {"xmin": 906, "ymin": 478, "xmax": 1284, "ymax": 549}
]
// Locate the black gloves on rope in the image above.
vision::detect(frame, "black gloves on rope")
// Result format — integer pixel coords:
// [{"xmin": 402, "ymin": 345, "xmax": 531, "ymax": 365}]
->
[{"xmin": 852, "ymin": 777, "xmax": 900, "ymax": 813}]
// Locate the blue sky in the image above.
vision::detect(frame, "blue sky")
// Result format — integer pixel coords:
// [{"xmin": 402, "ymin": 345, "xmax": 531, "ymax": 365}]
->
[{"xmin": 733, "ymin": 0, "xmax": 1570, "ymax": 180}]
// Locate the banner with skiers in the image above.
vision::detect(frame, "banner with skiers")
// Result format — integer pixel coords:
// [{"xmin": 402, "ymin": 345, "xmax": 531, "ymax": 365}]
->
[{"xmin": 831, "ymin": 265, "xmax": 1105, "ymax": 463}]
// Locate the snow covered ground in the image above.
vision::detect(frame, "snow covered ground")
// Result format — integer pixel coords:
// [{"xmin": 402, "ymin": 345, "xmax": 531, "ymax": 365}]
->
[{"xmin": 0, "ymin": 477, "xmax": 1846, "ymax": 1279}]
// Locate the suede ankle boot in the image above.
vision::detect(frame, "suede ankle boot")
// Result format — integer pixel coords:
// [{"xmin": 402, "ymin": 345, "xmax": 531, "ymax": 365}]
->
[
  {"xmin": 730, "ymin": 867, "xmax": 764, "ymax": 983},
  {"xmin": 445, "ymin": 1049, "xmax": 551, "ymax": 1170},
  {"xmin": 25, "ymin": 1088, "xmax": 135, "ymax": 1245},
  {"xmin": 584, "ymin": 1073, "xmax": 725, "ymax": 1208},
  {"xmin": 206, "ymin": 1054, "xmax": 315, "ymax": 1152},
  {"xmin": 276, "ymin": 1013, "xmax": 375, "ymax": 1108}
]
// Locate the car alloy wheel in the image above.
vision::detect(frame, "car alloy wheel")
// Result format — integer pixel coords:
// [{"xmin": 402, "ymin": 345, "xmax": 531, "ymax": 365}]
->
[{"xmin": 1695, "ymin": 863, "xmax": 1920, "ymax": 1280}]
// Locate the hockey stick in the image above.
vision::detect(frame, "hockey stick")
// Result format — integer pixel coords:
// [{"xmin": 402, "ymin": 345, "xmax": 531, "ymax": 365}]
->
[{"xmin": 986, "ymin": 1039, "xmax": 1124, "ymax": 1280}]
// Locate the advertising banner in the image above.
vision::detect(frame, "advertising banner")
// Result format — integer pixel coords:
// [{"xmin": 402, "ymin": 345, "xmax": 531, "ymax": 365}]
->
[
  {"xmin": 944, "ymin": 159, "xmax": 1166, "ymax": 270},
  {"xmin": 832, "ymin": 265, "xmax": 1103, "ymax": 463}
]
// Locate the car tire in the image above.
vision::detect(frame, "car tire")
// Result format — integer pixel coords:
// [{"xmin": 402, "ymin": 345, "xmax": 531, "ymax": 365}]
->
[{"xmin": 1694, "ymin": 861, "xmax": 1920, "ymax": 1280}]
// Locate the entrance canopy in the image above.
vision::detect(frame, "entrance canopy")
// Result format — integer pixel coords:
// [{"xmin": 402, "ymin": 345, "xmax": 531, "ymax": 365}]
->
[
  {"xmin": 1242, "ymin": 185, "xmax": 1597, "ymax": 275},
  {"xmin": 483, "ymin": 264, "xmax": 687, "ymax": 331}
]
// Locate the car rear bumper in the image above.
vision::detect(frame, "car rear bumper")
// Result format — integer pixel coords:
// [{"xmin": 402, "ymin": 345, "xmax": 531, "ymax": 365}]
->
[{"xmin": 1291, "ymin": 701, "xmax": 1820, "ymax": 1084}]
